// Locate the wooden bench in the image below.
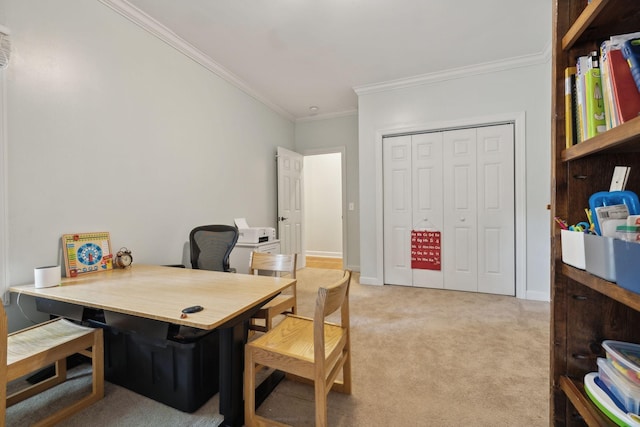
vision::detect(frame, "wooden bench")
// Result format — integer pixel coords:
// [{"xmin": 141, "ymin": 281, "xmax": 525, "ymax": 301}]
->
[{"xmin": 0, "ymin": 303, "xmax": 104, "ymax": 426}]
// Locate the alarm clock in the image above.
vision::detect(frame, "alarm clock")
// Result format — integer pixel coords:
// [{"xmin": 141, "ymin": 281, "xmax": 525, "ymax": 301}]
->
[{"xmin": 115, "ymin": 247, "xmax": 133, "ymax": 268}]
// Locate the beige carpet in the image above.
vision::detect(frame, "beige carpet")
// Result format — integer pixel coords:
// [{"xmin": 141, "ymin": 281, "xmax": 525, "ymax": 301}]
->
[{"xmin": 6, "ymin": 268, "xmax": 550, "ymax": 426}]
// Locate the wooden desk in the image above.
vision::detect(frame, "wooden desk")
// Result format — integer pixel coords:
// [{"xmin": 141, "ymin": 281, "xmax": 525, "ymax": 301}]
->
[{"xmin": 10, "ymin": 264, "xmax": 295, "ymax": 427}]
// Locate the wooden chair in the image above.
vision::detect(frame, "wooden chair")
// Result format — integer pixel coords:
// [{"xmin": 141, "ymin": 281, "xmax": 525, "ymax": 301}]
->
[
  {"xmin": 249, "ymin": 252, "xmax": 297, "ymax": 332},
  {"xmin": 0, "ymin": 303, "xmax": 104, "ymax": 426},
  {"xmin": 244, "ymin": 270, "xmax": 352, "ymax": 427}
]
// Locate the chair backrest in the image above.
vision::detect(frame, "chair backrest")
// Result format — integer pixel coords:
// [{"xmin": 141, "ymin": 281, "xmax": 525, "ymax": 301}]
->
[
  {"xmin": 249, "ymin": 252, "xmax": 297, "ymax": 279},
  {"xmin": 313, "ymin": 270, "xmax": 351, "ymax": 360},
  {"xmin": 189, "ymin": 225, "xmax": 239, "ymax": 272}
]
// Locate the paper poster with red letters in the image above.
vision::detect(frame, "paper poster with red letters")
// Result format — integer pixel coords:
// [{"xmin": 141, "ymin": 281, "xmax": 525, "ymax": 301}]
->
[{"xmin": 411, "ymin": 230, "xmax": 441, "ymax": 270}]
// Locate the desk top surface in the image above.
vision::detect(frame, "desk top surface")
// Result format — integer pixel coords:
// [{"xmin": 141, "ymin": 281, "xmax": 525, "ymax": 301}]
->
[{"xmin": 10, "ymin": 264, "xmax": 295, "ymax": 329}]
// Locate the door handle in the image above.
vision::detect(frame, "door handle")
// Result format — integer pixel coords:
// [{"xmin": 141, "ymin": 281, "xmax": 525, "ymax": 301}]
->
[{"xmin": 278, "ymin": 216, "xmax": 289, "ymax": 221}]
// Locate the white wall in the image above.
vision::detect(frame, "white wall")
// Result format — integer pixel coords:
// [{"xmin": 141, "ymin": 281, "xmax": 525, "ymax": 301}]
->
[
  {"xmin": 295, "ymin": 114, "xmax": 359, "ymax": 270},
  {"xmin": 357, "ymin": 61, "xmax": 552, "ymax": 300},
  {"xmin": 2, "ymin": 0, "xmax": 294, "ymax": 329},
  {"xmin": 303, "ymin": 153, "xmax": 342, "ymax": 258}
]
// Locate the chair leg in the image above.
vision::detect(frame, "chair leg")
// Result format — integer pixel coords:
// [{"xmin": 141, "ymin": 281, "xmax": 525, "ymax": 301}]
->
[
  {"xmin": 314, "ymin": 379, "xmax": 328, "ymax": 427},
  {"xmin": 341, "ymin": 349, "xmax": 352, "ymax": 394},
  {"xmin": 7, "ymin": 359, "xmax": 68, "ymax": 407},
  {"xmin": 92, "ymin": 329, "xmax": 104, "ymax": 399},
  {"xmin": 265, "ymin": 314, "xmax": 273, "ymax": 332},
  {"xmin": 31, "ymin": 331, "xmax": 104, "ymax": 427},
  {"xmin": 0, "ymin": 372, "xmax": 5, "ymax": 427},
  {"xmin": 244, "ymin": 346, "xmax": 257, "ymax": 427}
]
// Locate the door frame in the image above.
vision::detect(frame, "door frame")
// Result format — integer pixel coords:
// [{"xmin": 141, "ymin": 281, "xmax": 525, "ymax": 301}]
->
[
  {"xmin": 0, "ymin": 70, "xmax": 8, "ymax": 305},
  {"xmin": 301, "ymin": 146, "xmax": 347, "ymax": 267},
  {"xmin": 373, "ymin": 112, "xmax": 527, "ymax": 299}
]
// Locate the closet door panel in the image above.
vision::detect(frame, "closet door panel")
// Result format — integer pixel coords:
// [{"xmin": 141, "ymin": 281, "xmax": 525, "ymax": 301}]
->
[
  {"xmin": 443, "ymin": 128, "xmax": 478, "ymax": 292},
  {"xmin": 412, "ymin": 133, "xmax": 444, "ymax": 288},
  {"xmin": 383, "ymin": 136, "xmax": 413, "ymax": 286},
  {"xmin": 477, "ymin": 124, "xmax": 515, "ymax": 295}
]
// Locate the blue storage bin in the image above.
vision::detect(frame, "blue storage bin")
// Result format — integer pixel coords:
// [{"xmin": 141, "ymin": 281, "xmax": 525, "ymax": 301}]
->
[
  {"xmin": 589, "ymin": 191, "xmax": 640, "ymax": 235},
  {"xmin": 613, "ymin": 239, "xmax": 640, "ymax": 294}
]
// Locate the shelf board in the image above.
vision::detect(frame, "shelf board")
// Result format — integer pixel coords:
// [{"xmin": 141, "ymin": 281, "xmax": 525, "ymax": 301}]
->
[
  {"xmin": 561, "ymin": 0, "xmax": 608, "ymax": 50},
  {"xmin": 561, "ymin": 263, "xmax": 640, "ymax": 312},
  {"xmin": 559, "ymin": 376, "xmax": 617, "ymax": 426},
  {"xmin": 562, "ymin": 0, "xmax": 640, "ymax": 51},
  {"xmin": 561, "ymin": 116, "xmax": 640, "ymax": 162}
]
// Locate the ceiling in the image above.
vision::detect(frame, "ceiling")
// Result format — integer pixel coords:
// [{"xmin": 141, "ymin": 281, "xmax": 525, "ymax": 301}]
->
[{"xmin": 123, "ymin": 0, "xmax": 551, "ymax": 121}]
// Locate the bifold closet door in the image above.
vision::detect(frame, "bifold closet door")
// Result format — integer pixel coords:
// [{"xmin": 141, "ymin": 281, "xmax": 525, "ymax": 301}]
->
[
  {"xmin": 383, "ymin": 124, "xmax": 514, "ymax": 295},
  {"xmin": 442, "ymin": 128, "xmax": 478, "ymax": 292},
  {"xmin": 442, "ymin": 125, "xmax": 514, "ymax": 295},
  {"xmin": 411, "ymin": 132, "xmax": 444, "ymax": 288},
  {"xmin": 383, "ymin": 133, "xmax": 443, "ymax": 287},
  {"xmin": 476, "ymin": 124, "xmax": 514, "ymax": 295},
  {"xmin": 383, "ymin": 135, "xmax": 413, "ymax": 286}
]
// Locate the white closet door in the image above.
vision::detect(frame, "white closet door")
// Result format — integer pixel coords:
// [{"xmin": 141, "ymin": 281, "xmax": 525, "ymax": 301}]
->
[
  {"xmin": 443, "ymin": 128, "xmax": 478, "ymax": 292},
  {"xmin": 412, "ymin": 132, "xmax": 444, "ymax": 288},
  {"xmin": 383, "ymin": 124, "xmax": 515, "ymax": 295},
  {"xmin": 383, "ymin": 135, "xmax": 412, "ymax": 285},
  {"xmin": 476, "ymin": 124, "xmax": 515, "ymax": 295}
]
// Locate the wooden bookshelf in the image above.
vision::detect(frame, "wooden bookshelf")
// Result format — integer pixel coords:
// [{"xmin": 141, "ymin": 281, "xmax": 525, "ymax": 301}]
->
[{"xmin": 551, "ymin": 1, "xmax": 640, "ymax": 426}]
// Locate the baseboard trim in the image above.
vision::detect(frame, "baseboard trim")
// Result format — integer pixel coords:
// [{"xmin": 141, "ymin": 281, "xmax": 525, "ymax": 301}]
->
[
  {"xmin": 359, "ymin": 276, "xmax": 383, "ymax": 286},
  {"xmin": 305, "ymin": 251, "xmax": 342, "ymax": 258},
  {"xmin": 525, "ymin": 290, "xmax": 550, "ymax": 302}
]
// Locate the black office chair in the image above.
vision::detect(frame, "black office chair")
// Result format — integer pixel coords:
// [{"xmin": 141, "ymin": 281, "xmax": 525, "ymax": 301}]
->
[{"xmin": 189, "ymin": 225, "xmax": 239, "ymax": 272}]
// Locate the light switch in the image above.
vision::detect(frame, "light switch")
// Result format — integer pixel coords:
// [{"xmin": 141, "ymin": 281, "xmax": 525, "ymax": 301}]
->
[{"xmin": 348, "ymin": 202, "xmax": 355, "ymax": 211}]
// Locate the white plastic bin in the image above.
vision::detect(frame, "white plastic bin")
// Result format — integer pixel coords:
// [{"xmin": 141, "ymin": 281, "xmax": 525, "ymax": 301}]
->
[{"xmin": 561, "ymin": 229, "xmax": 586, "ymax": 269}]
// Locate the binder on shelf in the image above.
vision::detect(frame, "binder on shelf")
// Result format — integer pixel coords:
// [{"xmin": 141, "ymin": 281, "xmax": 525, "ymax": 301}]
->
[
  {"xmin": 576, "ymin": 55, "xmax": 590, "ymax": 141},
  {"xmin": 585, "ymin": 52, "xmax": 606, "ymax": 139},
  {"xmin": 599, "ymin": 40, "xmax": 615, "ymax": 130},
  {"xmin": 609, "ymin": 49, "xmax": 640, "ymax": 124},
  {"xmin": 622, "ymin": 38, "xmax": 640, "ymax": 92},
  {"xmin": 564, "ymin": 67, "xmax": 578, "ymax": 148}
]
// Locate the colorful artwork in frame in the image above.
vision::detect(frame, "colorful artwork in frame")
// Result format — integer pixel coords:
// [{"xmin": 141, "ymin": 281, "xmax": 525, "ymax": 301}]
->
[{"xmin": 62, "ymin": 232, "xmax": 113, "ymax": 277}]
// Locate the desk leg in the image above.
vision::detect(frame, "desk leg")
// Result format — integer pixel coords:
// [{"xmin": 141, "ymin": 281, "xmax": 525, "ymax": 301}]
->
[{"xmin": 218, "ymin": 319, "xmax": 248, "ymax": 427}]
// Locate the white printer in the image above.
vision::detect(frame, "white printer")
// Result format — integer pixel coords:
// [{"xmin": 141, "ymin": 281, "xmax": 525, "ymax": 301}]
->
[{"xmin": 234, "ymin": 218, "xmax": 276, "ymax": 244}]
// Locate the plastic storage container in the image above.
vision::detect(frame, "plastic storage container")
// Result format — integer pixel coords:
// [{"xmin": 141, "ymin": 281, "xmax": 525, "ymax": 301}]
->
[
  {"xmin": 584, "ymin": 234, "xmax": 617, "ymax": 282},
  {"xmin": 603, "ymin": 340, "xmax": 640, "ymax": 386},
  {"xmin": 589, "ymin": 191, "xmax": 640, "ymax": 236},
  {"xmin": 617, "ymin": 225, "xmax": 640, "ymax": 242},
  {"xmin": 613, "ymin": 240, "xmax": 640, "ymax": 295},
  {"xmin": 90, "ymin": 320, "xmax": 220, "ymax": 413},
  {"xmin": 561, "ymin": 229, "xmax": 586, "ymax": 269},
  {"xmin": 598, "ymin": 357, "xmax": 640, "ymax": 414}
]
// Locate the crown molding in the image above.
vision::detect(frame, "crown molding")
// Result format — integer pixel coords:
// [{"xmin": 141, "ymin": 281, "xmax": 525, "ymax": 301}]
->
[
  {"xmin": 296, "ymin": 109, "xmax": 358, "ymax": 123},
  {"xmin": 97, "ymin": 0, "xmax": 295, "ymax": 122},
  {"xmin": 354, "ymin": 42, "xmax": 552, "ymax": 96}
]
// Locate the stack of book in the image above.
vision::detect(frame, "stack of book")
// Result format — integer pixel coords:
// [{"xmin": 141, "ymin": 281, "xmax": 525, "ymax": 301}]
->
[{"xmin": 565, "ymin": 32, "xmax": 640, "ymax": 148}]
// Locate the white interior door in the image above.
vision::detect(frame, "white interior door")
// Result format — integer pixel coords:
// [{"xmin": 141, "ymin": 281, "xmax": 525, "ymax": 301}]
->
[
  {"xmin": 476, "ymin": 124, "xmax": 515, "ymax": 295},
  {"xmin": 277, "ymin": 147, "xmax": 305, "ymax": 267},
  {"xmin": 443, "ymin": 128, "xmax": 478, "ymax": 292},
  {"xmin": 383, "ymin": 135, "xmax": 412, "ymax": 285},
  {"xmin": 412, "ymin": 132, "xmax": 444, "ymax": 288}
]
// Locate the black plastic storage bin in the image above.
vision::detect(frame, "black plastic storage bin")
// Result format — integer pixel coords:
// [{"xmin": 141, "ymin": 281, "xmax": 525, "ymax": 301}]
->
[{"xmin": 90, "ymin": 319, "xmax": 220, "ymax": 413}]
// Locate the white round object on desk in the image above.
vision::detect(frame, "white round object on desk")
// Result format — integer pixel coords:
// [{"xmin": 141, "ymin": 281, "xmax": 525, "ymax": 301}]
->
[{"xmin": 34, "ymin": 265, "xmax": 61, "ymax": 288}]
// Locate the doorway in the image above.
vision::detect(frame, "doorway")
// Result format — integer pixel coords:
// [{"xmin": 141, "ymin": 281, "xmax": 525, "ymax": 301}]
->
[{"xmin": 303, "ymin": 151, "xmax": 344, "ymax": 269}]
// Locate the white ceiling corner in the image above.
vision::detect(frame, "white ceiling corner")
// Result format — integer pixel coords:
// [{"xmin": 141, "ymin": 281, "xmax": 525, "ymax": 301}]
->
[{"xmin": 99, "ymin": 0, "xmax": 551, "ymax": 121}]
